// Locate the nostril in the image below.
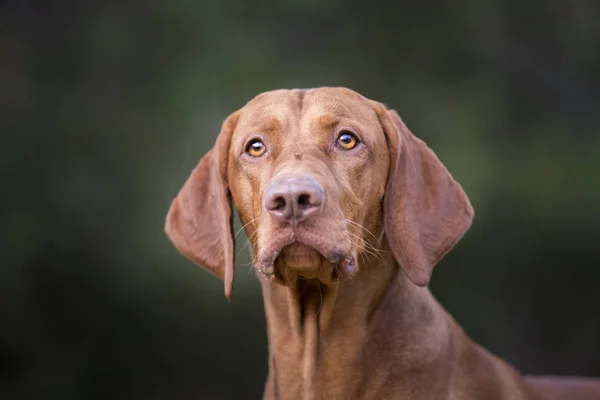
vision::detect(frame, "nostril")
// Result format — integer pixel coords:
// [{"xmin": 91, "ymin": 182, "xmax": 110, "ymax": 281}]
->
[
  {"xmin": 264, "ymin": 175, "xmax": 324, "ymax": 222},
  {"xmin": 272, "ymin": 196, "xmax": 287, "ymax": 211},
  {"xmin": 297, "ymin": 194, "xmax": 312, "ymax": 210}
]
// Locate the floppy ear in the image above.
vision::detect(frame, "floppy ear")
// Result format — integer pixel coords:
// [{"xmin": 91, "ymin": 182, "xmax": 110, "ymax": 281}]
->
[
  {"xmin": 374, "ymin": 103, "xmax": 474, "ymax": 286},
  {"xmin": 165, "ymin": 113, "xmax": 239, "ymax": 300}
]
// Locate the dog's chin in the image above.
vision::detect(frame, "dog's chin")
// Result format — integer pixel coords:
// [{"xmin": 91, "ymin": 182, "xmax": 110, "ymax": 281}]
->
[
  {"xmin": 276, "ymin": 243, "xmax": 327, "ymax": 280},
  {"xmin": 264, "ymin": 242, "xmax": 357, "ymax": 284},
  {"xmin": 254, "ymin": 224, "xmax": 357, "ymax": 284}
]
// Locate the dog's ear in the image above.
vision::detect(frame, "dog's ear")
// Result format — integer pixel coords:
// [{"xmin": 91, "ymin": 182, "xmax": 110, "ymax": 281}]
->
[
  {"xmin": 373, "ymin": 103, "xmax": 474, "ymax": 286},
  {"xmin": 165, "ymin": 113, "xmax": 239, "ymax": 300}
]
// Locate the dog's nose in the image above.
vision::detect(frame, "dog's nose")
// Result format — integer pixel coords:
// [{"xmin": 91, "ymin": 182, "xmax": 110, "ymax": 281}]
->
[{"xmin": 263, "ymin": 175, "xmax": 325, "ymax": 223}]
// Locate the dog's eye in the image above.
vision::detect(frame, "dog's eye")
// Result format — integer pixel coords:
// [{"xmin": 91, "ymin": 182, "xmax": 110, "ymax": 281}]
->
[
  {"xmin": 246, "ymin": 140, "xmax": 266, "ymax": 157},
  {"xmin": 337, "ymin": 131, "xmax": 358, "ymax": 150}
]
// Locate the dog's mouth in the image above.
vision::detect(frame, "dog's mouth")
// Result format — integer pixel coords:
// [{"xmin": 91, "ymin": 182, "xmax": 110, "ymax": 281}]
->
[
  {"xmin": 257, "ymin": 229, "xmax": 355, "ymax": 283},
  {"xmin": 276, "ymin": 243, "xmax": 356, "ymax": 280}
]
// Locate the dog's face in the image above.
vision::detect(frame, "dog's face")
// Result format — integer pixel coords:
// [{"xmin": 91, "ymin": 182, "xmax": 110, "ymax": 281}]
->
[
  {"xmin": 165, "ymin": 87, "xmax": 473, "ymax": 299},
  {"xmin": 228, "ymin": 88, "xmax": 390, "ymax": 284}
]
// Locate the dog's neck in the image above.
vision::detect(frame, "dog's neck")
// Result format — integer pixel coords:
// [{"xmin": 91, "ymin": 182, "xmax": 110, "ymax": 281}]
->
[{"xmin": 258, "ymin": 250, "xmax": 450, "ymax": 400}]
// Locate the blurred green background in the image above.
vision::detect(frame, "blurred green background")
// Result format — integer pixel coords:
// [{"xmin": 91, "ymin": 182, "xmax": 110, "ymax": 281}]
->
[{"xmin": 2, "ymin": 0, "xmax": 599, "ymax": 399}]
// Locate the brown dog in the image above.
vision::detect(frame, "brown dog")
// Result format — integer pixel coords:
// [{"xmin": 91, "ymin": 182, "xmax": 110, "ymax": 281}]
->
[{"xmin": 165, "ymin": 87, "xmax": 600, "ymax": 399}]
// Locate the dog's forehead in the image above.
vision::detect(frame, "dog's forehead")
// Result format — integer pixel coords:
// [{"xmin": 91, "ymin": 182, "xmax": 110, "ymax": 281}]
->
[{"xmin": 237, "ymin": 87, "xmax": 376, "ymax": 129}]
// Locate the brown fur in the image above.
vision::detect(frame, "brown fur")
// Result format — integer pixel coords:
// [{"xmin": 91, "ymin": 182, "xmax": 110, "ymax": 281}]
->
[{"xmin": 165, "ymin": 87, "xmax": 600, "ymax": 399}]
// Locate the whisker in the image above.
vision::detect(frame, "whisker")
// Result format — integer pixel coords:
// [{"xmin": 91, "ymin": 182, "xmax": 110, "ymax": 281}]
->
[
  {"xmin": 237, "ymin": 239, "xmax": 252, "ymax": 258},
  {"xmin": 234, "ymin": 218, "xmax": 258, "ymax": 238},
  {"xmin": 346, "ymin": 236, "xmax": 380, "ymax": 266},
  {"xmin": 345, "ymin": 228, "xmax": 389, "ymax": 257},
  {"xmin": 362, "ymin": 239, "xmax": 390, "ymax": 259},
  {"xmin": 344, "ymin": 219, "xmax": 392, "ymax": 254},
  {"xmin": 344, "ymin": 219, "xmax": 379, "ymax": 242},
  {"xmin": 362, "ymin": 247, "xmax": 388, "ymax": 266},
  {"xmin": 237, "ymin": 228, "xmax": 260, "ymax": 257},
  {"xmin": 346, "ymin": 231, "xmax": 388, "ymax": 265}
]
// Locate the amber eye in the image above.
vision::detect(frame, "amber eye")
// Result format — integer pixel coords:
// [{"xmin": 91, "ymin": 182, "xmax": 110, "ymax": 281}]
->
[
  {"xmin": 337, "ymin": 131, "xmax": 358, "ymax": 150},
  {"xmin": 246, "ymin": 140, "xmax": 266, "ymax": 157}
]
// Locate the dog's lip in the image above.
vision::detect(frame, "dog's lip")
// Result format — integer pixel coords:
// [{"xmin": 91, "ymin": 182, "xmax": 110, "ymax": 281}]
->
[
  {"xmin": 280, "ymin": 243, "xmax": 321, "ymax": 258},
  {"xmin": 258, "ymin": 236, "xmax": 354, "ymax": 279},
  {"xmin": 278, "ymin": 243, "xmax": 346, "ymax": 264},
  {"xmin": 278, "ymin": 244, "xmax": 356, "ymax": 280},
  {"xmin": 335, "ymin": 256, "xmax": 356, "ymax": 279}
]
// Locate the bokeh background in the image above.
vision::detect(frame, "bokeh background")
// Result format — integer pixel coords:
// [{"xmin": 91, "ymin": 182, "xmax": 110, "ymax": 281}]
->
[{"xmin": 2, "ymin": 0, "xmax": 600, "ymax": 398}]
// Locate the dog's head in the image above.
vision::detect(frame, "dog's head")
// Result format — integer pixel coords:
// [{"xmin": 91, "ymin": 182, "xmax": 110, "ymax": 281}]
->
[{"xmin": 165, "ymin": 87, "xmax": 473, "ymax": 299}]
